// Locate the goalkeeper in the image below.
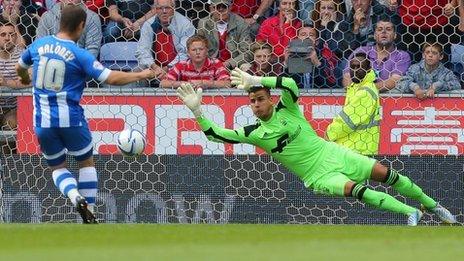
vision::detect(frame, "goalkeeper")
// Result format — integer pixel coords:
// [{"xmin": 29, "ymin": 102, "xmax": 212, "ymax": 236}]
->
[{"xmin": 177, "ymin": 68, "xmax": 457, "ymax": 226}]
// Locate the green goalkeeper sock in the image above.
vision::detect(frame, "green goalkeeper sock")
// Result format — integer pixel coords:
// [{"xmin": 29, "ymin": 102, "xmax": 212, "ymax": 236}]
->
[
  {"xmin": 352, "ymin": 184, "xmax": 416, "ymax": 215},
  {"xmin": 386, "ymin": 169, "xmax": 437, "ymax": 209}
]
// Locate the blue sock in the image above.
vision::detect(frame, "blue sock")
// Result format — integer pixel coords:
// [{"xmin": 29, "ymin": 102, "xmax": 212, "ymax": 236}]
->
[
  {"xmin": 52, "ymin": 168, "xmax": 80, "ymax": 205},
  {"xmin": 78, "ymin": 167, "xmax": 98, "ymax": 212}
]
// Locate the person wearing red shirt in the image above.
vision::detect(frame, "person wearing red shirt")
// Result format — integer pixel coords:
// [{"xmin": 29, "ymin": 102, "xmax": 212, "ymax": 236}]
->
[
  {"xmin": 231, "ymin": 0, "xmax": 275, "ymax": 38},
  {"xmin": 160, "ymin": 35, "xmax": 231, "ymax": 89},
  {"xmin": 256, "ymin": 0, "xmax": 302, "ymax": 58},
  {"xmin": 230, "ymin": 0, "xmax": 274, "ymax": 21},
  {"xmin": 395, "ymin": 0, "xmax": 461, "ymax": 65}
]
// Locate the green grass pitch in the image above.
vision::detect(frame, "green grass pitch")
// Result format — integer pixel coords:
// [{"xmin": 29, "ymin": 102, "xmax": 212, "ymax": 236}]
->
[{"xmin": 0, "ymin": 224, "xmax": 462, "ymax": 261}]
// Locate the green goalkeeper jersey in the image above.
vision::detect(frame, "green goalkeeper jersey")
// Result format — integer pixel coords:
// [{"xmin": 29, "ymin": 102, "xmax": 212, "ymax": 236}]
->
[{"xmin": 197, "ymin": 76, "xmax": 329, "ymax": 184}]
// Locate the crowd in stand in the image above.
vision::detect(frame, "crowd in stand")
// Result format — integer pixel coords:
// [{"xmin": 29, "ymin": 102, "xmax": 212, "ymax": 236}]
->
[{"xmin": 2, "ymin": 0, "xmax": 464, "ymax": 151}]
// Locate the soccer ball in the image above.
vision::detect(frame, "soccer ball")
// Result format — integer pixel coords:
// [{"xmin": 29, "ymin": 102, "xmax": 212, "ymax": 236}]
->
[{"xmin": 117, "ymin": 129, "xmax": 146, "ymax": 156}]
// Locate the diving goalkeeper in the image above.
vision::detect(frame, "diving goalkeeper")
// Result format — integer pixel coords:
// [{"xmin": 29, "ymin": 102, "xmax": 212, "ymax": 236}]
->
[{"xmin": 176, "ymin": 68, "xmax": 457, "ymax": 226}]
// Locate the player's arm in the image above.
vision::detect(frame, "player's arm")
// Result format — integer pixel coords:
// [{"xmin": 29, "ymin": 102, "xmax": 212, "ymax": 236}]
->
[
  {"xmin": 15, "ymin": 48, "xmax": 33, "ymax": 86},
  {"xmin": 197, "ymin": 116, "xmax": 251, "ymax": 144},
  {"xmin": 105, "ymin": 70, "xmax": 156, "ymax": 85},
  {"xmin": 15, "ymin": 64, "xmax": 31, "ymax": 86},
  {"xmin": 326, "ymin": 88, "xmax": 378, "ymax": 141},
  {"xmin": 261, "ymin": 76, "xmax": 299, "ymax": 108},
  {"xmin": 230, "ymin": 68, "xmax": 300, "ymax": 109},
  {"xmin": 78, "ymin": 50, "xmax": 156, "ymax": 85},
  {"xmin": 177, "ymin": 83, "xmax": 251, "ymax": 144}
]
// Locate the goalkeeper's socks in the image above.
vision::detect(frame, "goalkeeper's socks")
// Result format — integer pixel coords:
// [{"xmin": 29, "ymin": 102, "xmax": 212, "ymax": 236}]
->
[
  {"xmin": 386, "ymin": 169, "xmax": 437, "ymax": 209},
  {"xmin": 352, "ymin": 184, "xmax": 416, "ymax": 215},
  {"xmin": 78, "ymin": 167, "xmax": 98, "ymax": 213},
  {"xmin": 52, "ymin": 168, "xmax": 80, "ymax": 205}
]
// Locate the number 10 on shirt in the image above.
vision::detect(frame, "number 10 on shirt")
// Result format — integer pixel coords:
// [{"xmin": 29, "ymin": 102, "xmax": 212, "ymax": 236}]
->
[{"xmin": 35, "ymin": 56, "xmax": 65, "ymax": 91}]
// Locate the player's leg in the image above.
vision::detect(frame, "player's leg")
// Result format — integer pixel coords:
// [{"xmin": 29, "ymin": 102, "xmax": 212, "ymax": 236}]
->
[
  {"xmin": 60, "ymin": 125, "xmax": 98, "ymax": 224},
  {"xmin": 76, "ymin": 157, "xmax": 98, "ymax": 214},
  {"xmin": 311, "ymin": 172, "xmax": 421, "ymax": 225},
  {"xmin": 35, "ymin": 127, "xmax": 82, "ymax": 206},
  {"xmin": 334, "ymin": 146, "xmax": 424, "ymax": 224},
  {"xmin": 370, "ymin": 162, "xmax": 456, "ymax": 223},
  {"xmin": 344, "ymin": 181, "xmax": 422, "ymax": 226}
]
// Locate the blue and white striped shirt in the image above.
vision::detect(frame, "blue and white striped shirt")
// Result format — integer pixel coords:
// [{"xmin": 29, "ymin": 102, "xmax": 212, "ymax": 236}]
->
[{"xmin": 19, "ymin": 36, "xmax": 110, "ymax": 128}]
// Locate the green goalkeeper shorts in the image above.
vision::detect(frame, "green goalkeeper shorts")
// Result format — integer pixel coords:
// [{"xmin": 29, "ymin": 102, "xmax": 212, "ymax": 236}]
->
[{"xmin": 305, "ymin": 142, "xmax": 376, "ymax": 196}]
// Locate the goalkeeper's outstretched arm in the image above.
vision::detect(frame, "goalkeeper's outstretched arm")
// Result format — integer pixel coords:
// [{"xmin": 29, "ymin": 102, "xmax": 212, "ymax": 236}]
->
[
  {"xmin": 176, "ymin": 83, "xmax": 251, "ymax": 144},
  {"xmin": 261, "ymin": 76, "xmax": 300, "ymax": 107},
  {"xmin": 230, "ymin": 68, "xmax": 300, "ymax": 108}
]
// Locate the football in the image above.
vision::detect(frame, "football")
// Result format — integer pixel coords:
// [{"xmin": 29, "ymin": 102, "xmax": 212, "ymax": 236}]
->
[{"xmin": 117, "ymin": 129, "xmax": 146, "ymax": 156}]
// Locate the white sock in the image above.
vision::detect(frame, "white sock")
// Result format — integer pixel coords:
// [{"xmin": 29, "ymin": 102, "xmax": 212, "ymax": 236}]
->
[
  {"xmin": 52, "ymin": 168, "xmax": 80, "ymax": 205},
  {"xmin": 78, "ymin": 166, "xmax": 98, "ymax": 211}
]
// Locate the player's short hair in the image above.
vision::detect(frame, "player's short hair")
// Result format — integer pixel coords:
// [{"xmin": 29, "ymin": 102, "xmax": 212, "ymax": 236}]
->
[
  {"xmin": 352, "ymin": 52, "xmax": 371, "ymax": 69},
  {"xmin": 422, "ymin": 42, "xmax": 443, "ymax": 54},
  {"xmin": 60, "ymin": 5, "xmax": 87, "ymax": 33},
  {"xmin": 0, "ymin": 17, "xmax": 15, "ymax": 28},
  {"xmin": 247, "ymin": 86, "xmax": 271, "ymax": 96},
  {"xmin": 187, "ymin": 34, "xmax": 209, "ymax": 50}
]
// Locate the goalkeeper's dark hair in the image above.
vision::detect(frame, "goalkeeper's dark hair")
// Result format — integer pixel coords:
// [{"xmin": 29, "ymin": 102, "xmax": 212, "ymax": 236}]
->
[
  {"xmin": 247, "ymin": 86, "xmax": 271, "ymax": 96},
  {"xmin": 60, "ymin": 5, "xmax": 87, "ymax": 34}
]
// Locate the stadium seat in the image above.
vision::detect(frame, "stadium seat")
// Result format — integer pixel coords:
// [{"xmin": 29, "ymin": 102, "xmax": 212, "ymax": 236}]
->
[{"xmin": 99, "ymin": 42, "xmax": 139, "ymax": 71}]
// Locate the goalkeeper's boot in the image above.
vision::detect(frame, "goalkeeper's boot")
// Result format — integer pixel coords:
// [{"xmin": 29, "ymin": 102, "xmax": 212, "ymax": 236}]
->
[
  {"xmin": 407, "ymin": 209, "xmax": 423, "ymax": 226},
  {"xmin": 421, "ymin": 203, "xmax": 457, "ymax": 224},
  {"xmin": 76, "ymin": 196, "xmax": 98, "ymax": 224}
]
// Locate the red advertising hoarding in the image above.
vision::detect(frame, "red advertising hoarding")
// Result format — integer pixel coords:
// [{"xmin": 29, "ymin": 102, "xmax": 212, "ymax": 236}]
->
[{"xmin": 16, "ymin": 95, "xmax": 464, "ymax": 155}]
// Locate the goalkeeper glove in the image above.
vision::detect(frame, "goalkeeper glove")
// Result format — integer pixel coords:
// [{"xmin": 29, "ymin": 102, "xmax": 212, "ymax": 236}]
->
[
  {"xmin": 230, "ymin": 67, "xmax": 262, "ymax": 91},
  {"xmin": 177, "ymin": 83, "xmax": 203, "ymax": 118}
]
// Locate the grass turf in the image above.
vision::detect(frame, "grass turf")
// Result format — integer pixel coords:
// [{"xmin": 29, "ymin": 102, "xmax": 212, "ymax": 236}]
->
[{"xmin": 0, "ymin": 224, "xmax": 462, "ymax": 261}]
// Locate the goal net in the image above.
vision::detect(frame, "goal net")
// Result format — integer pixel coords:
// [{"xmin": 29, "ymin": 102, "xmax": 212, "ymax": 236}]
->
[{"xmin": 1, "ymin": 1, "xmax": 463, "ymax": 224}]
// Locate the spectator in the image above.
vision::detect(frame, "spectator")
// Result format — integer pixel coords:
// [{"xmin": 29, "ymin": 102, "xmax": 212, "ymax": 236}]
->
[
  {"xmin": 0, "ymin": 19, "xmax": 30, "ymax": 153},
  {"xmin": 325, "ymin": 52, "xmax": 380, "ymax": 155},
  {"xmin": 311, "ymin": 0, "xmax": 345, "ymax": 29},
  {"xmin": 459, "ymin": 0, "xmax": 464, "ymax": 32},
  {"xmin": 160, "ymin": 34, "xmax": 231, "ymax": 89},
  {"xmin": 339, "ymin": 0, "xmax": 399, "ymax": 58},
  {"xmin": 230, "ymin": 0, "xmax": 275, "ymax": 37},
  {"xmin": 197, "ymin": 0, "xmax": 252, "ymax": 69},
  {"xmin": 396, "ymin": 0, "xmax": 460, "ymax": 66},
  {"xmin": 286, "ymin": 26, "xmax": 341, "ymax": 88},
  {"xmin": 105, "ymin": 0, "xmax": 156, "ymax": 42},
  {"xmin": 84, "ymin": 0, "xmax": 108, "ymax": 23},
  {"xmin": 1, "ymin": 0, "xmax": 38, "ymax": 46},
  {"xmin": 343, "ymin": 19, "xmax": 411, "ymax": 92},
  {"xmin": 299, "ymin": 0, "xmax": 316, "ymax": 25},
  {"xmin": 311, "ymin": 0, "xmax": 346, "ymax": 59},
  {"xmin": 30, "ymin": 0, "xmax": 108, "ymax": 21},
  {"xmin": 27, "ymin": 0, "xmax": 54, "ymax": 15},
  {"xmin": 231, "ymin": 0, "xmax": 274, "ymax": 23},
  {"xmin": 240, "ymin": 42, "xmax": 281, "ymax": 76},
  {"xmin": 36, "ymin": 0, "xmax": 102, "ymax": 57},
  {"xmin": 397, "ymin": 42, "xmax": 461, "ymax": 100},
  {"xmin": 136, "ymin": 0, "xmax": 195, "ymax": 80},
  {"xmin": 256, "ymin": 0, "xmax": 302, "ymax": 59},
  {"xmin": 344, "ymin": 0, "xmax": 392, "ymax": 16}
]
